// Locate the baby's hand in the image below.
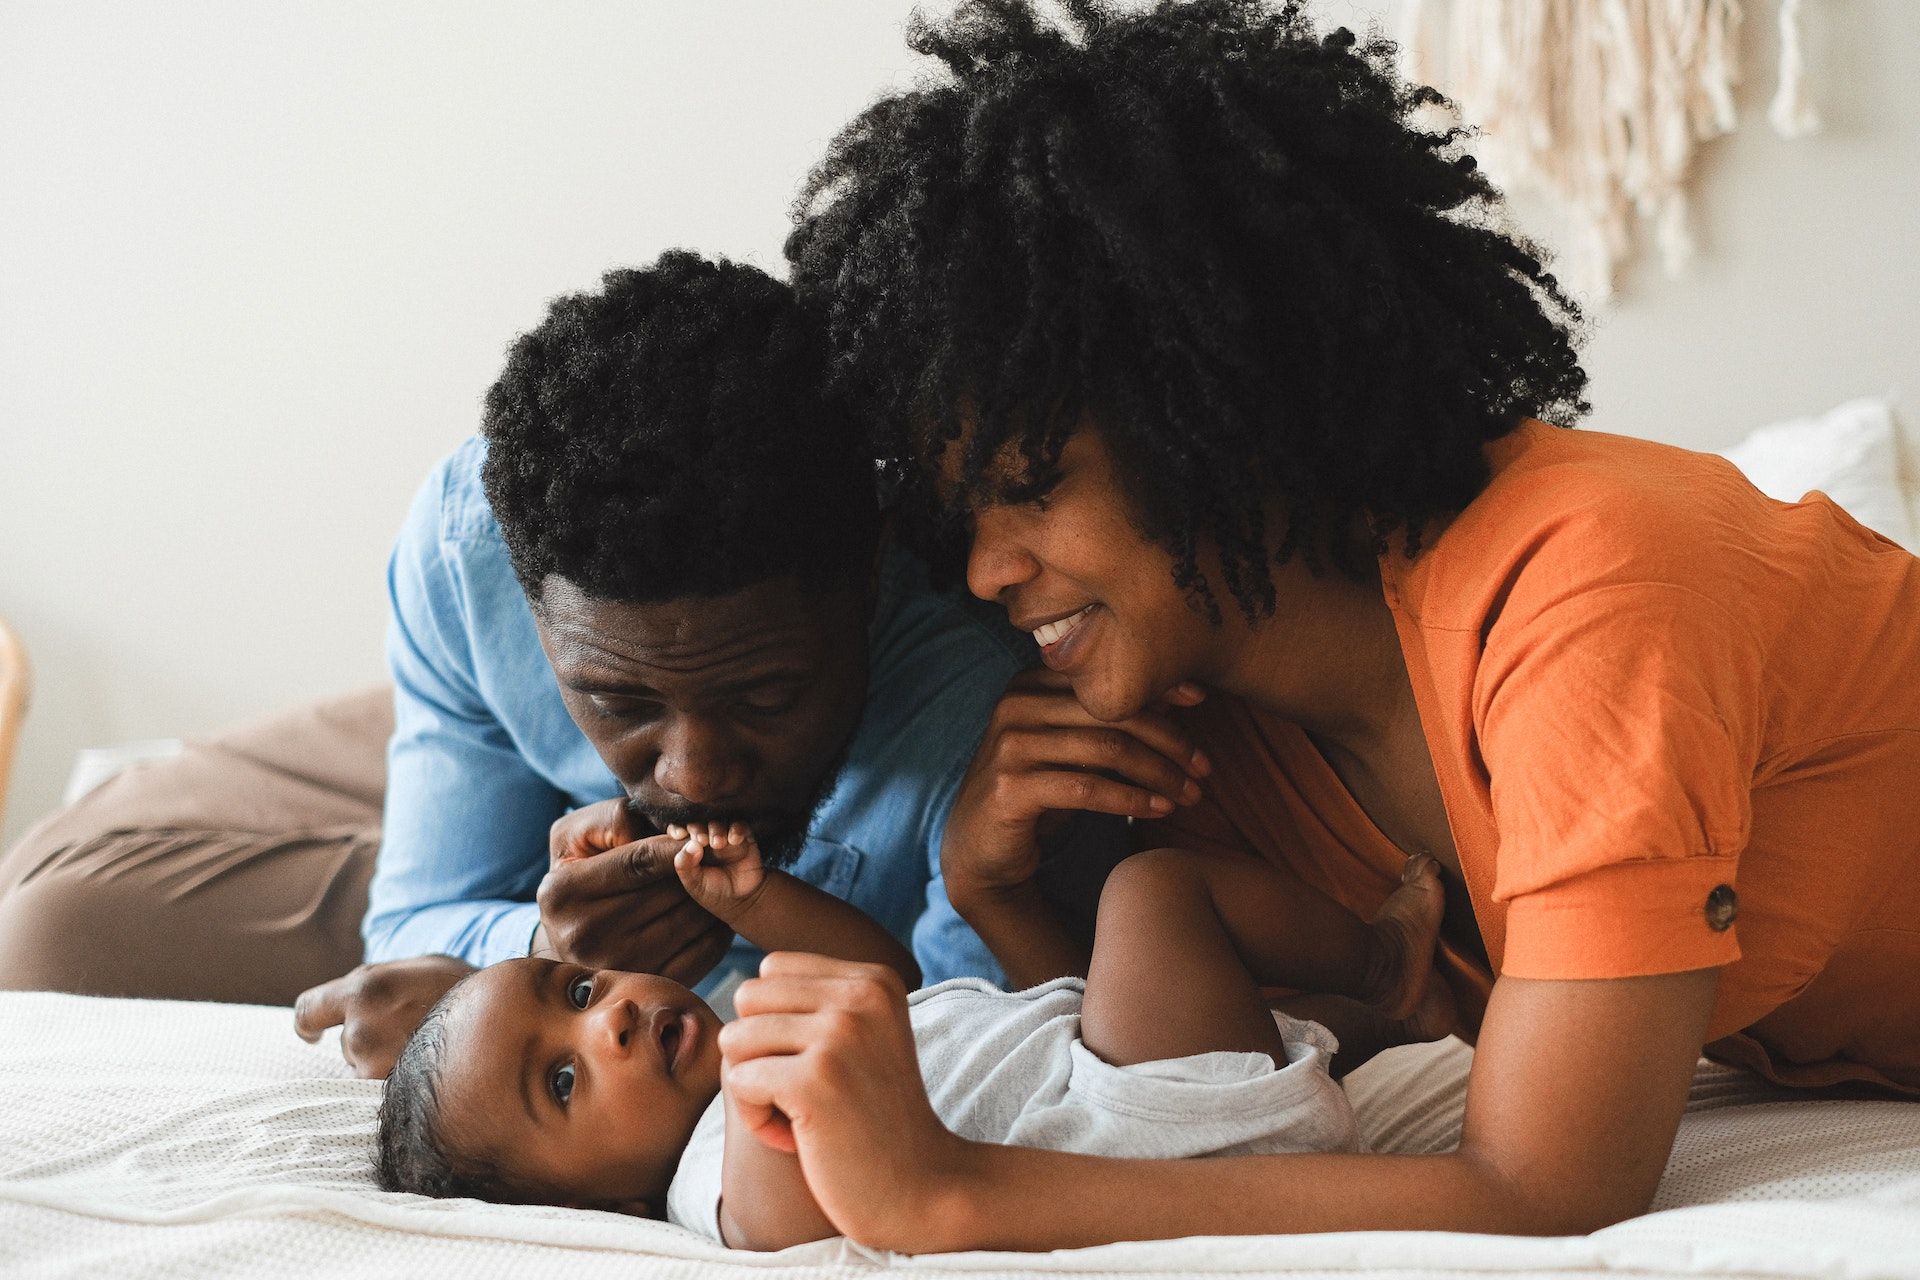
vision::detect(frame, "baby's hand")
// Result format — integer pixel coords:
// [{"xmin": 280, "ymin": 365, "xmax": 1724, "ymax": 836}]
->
[{"xmin": 670, "ymin": 821, "xmax": 769, "ymax": 924}]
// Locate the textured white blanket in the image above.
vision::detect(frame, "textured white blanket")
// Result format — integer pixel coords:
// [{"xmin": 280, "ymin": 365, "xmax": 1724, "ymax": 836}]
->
[{"xmin": 3, "ymin": 990, "xmax": 1917, "ymax": 1279}]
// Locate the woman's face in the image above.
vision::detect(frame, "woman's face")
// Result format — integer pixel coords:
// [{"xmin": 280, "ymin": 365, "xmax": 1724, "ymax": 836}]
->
[{"xmin": 963, "ymin": 428, "xmax": 1229, "ymax": 722}]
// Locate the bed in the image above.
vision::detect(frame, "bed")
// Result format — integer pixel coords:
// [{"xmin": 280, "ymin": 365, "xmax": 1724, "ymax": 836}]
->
[{"xmin": 4, "ymin": 987, "xmax": 1917, "ymax": 1280}]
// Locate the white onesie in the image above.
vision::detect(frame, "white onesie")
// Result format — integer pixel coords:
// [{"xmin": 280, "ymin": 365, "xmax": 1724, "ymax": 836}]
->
[{"xmin": 664, "ymin": 976, "xmax": 1359, "ymax": 1241}]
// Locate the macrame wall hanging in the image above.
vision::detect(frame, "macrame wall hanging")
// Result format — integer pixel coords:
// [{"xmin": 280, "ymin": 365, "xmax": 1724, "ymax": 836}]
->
[{"xmin": 1398, "ymin": 1, "xmax": 1820, "ymax": 303}]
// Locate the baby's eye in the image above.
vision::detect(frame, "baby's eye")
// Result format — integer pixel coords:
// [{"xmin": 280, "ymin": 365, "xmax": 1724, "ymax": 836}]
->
[
  {"xmin": 567, "ymin": 974, "xmax": 593, "ymax": 1009},
  {"xmin": 550, "ymin": 1062, "xmax": 576, "ymax": 1107}
]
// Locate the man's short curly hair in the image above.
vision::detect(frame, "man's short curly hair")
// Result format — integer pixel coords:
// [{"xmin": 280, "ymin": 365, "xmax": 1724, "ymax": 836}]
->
[
  {"xmin": 482, "ymin": 250, "xmax": 879, "ymax": 605},
  {"xmin": 786, "ymin": 0, "xmax": 1589, "ymax": 619}
]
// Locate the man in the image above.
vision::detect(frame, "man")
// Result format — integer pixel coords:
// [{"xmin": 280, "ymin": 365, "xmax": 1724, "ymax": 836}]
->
[{"xmin": 0, "ymin": 252, "xmax": 1127, "ymax": 1073}]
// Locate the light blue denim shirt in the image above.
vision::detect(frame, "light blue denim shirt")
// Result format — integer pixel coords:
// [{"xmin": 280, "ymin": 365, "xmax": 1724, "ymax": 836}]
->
[{"xmin": 362, "ymin": 437, "xmax": 1073, "ymax": 990}]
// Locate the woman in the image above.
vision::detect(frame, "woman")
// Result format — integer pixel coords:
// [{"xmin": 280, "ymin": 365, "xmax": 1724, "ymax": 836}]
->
[{"xmin": 723, "ymin": 0, "xmax": 1920, "ymax": 1252}]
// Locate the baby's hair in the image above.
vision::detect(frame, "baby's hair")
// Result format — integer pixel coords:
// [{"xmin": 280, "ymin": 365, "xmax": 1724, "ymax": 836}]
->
[{"xmin": 374, "ymin": 979, "xmax": 528, "ymax": 1204}]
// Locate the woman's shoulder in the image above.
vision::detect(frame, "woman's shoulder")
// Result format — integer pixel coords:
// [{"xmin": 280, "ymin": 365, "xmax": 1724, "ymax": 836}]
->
[
  {"xmin": 1388, "ymin": 422, "xmax": 1793, "ymax": 630},
  {"xmin": 1478, "ymin": 421, "xmax": 1765, "ymax": 559}
]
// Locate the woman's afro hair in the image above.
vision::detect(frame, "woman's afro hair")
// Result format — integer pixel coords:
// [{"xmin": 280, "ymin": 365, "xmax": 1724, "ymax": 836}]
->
[
  {"xmin": 787, "ymin": 0, "xmax": 1589, "ymax": 619},
  {"xmin": 482, "ymin": 250, "xmax": 879, "ymax": 605}
]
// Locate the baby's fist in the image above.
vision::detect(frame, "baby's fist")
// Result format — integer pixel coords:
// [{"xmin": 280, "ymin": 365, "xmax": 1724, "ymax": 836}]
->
[{"xmin": 669, "ymin": 821, "xmax": 768, "ymax": 922}]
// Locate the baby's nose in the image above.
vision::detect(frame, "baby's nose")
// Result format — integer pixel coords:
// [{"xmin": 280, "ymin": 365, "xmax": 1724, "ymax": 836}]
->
[{"xmin": 592, "ymin": 997, "xmax": 640, "ymax": 1057}]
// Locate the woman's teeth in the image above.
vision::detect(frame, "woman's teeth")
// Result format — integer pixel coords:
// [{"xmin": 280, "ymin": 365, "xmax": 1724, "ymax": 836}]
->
[{"xmin": 1033, "ymin": 606, "xmax": 1094, "ymax": 648}]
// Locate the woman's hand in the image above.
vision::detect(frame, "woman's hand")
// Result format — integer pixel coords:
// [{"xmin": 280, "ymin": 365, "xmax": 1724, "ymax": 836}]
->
[
  {"xmin": 942, "ymin": 671, "xmax": 1209, "ymax": 901},
  {"xmin": 718, "ymin": 952, "xmax": 980, "ymax": 1248}
]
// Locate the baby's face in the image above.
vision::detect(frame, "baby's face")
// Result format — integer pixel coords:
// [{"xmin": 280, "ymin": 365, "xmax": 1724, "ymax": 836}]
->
[{"xmin": 432, "ymin": 957, "xmax": 723, "ymax": 1212}]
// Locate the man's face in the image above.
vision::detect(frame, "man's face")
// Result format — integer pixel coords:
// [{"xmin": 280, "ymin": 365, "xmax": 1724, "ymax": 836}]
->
[{"xmin": 534, "ymin": 573, "xmax": 871, "ymax": 864}]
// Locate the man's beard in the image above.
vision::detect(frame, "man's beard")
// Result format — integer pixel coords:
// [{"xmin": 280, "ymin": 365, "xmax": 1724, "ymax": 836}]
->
[{"xmin": 630, "ymin": 737, "xmax": 855, "ymax": 872}]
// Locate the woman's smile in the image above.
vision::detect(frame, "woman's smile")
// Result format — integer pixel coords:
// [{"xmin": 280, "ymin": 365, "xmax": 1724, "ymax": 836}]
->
[{"xmin": 1030, "ymin": 604, "xmax": 1101, "ymax": 670}]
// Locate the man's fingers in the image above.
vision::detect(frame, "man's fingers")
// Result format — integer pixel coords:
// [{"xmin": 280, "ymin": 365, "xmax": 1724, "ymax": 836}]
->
[
  {"xmin": 549, "ymin": 797, "xmax": 638, "ymax": 865},
  {"xmin": 291, "ymin": 979, "xmax": 348, "ymax": 1042},
  {"xmin": 650, "ymin": 905, "xmax": 734, "ymax": 988},
  {"xmin": 544, "ymin": 834, "xmax": 683, "ymax": 899}
]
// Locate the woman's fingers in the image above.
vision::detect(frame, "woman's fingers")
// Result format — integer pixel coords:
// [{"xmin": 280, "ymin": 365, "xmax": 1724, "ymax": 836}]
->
[
  {"xmin": 991, "ymin": 759, "xmax": 1186, "ymax": 820},
  {"xmin": 723, "ymin": 1059, "xmax": 802, "ymax": 1153},
  {"xmin": 1004, "ymin": 724, "xmax": 1204, "ymax": 807},
  {"xmin": 731, "ymin": 954, "xmax": 905, "ymax": 1019},
  {"xmin": 997, "ymin": 677, "xmax": 1208, "ymax": 781},
  {"xmin": 1161, "ymin": 680, "xmax": 1208, "ymax": 709},
  {"xmin": 718, "ymin": 1011, "xmax": 824, "ymax": 1060},
  {"xmin": 758, "ymin": 950, "xmax": 905, "ymax": 985}
]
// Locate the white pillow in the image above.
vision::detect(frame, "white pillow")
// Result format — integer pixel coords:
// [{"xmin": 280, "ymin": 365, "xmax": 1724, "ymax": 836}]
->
[{"xmin": 1717, "ymin": 396, "xmax": 1917, "ymax": 552}]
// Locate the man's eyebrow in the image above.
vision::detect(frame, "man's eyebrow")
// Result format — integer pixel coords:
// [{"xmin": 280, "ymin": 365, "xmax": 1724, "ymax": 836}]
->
[
  {"xmin": 570, "ymin": 669, "xmax": 812, "ymax": 699},
  {"xmin": 567, "ymin": 676, "xmax": 662, "ymax": 697},
  {"xmin": 709, "ymin": 670, "xmax": 811, "ymax": 698}
]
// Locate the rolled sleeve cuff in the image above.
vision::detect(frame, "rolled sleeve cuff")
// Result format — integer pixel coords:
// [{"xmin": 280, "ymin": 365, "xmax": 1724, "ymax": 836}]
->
[
  {"xmin": 476, "ymin": 902, "xmax": 544, "ymax": 969},
  {"xmin": 1500, "ymin": 855, "xmax": 1743, "ymax": 980}
]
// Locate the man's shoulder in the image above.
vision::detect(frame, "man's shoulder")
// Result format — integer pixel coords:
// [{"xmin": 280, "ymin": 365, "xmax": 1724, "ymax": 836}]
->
[
  {"xmin": 391, "ymin": 438, "xmax": 537, "ymax": 668},
  {"xmin": 411, "ymin": 436, "xmax": 506, "ymax": 547},
  {"xmin": 870, "ymin": 544, "xmax": 1035, "ymax": 696}
]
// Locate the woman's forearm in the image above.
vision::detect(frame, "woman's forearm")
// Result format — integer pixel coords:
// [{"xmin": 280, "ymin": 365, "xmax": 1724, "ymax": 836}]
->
[
  {"xmin": 919, "ymin": 1143, "xmax": 1597, "ymax": 1253},
  {"xmin": 892, "ymin": 970, "xmax": 1722, "ymax": 1253}
]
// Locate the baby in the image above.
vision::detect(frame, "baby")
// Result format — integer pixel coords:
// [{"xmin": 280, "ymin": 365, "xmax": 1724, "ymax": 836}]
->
[{"xmin": 375, "ymin": 824, "xmax": 1446, "ymax": 1249}]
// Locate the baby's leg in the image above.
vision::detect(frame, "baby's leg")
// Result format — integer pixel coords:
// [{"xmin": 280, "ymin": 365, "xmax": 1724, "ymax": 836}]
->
[{"xmin": 1079, "ymin": 847, "xmax": 1441, "ymax": 1068}]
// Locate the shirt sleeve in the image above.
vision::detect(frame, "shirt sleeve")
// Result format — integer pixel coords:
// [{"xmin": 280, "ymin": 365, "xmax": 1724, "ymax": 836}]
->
[
  {"xmin": 913, "ymin": 703, "xmax": 1010, "ymax": 988},
  {"xmin": 1475, "ymin": 582, "xmax": 1764, "ymax": 980},
  {"xmin": 360, "ymin": 466, "xmax": 566, "ymax": 969}
]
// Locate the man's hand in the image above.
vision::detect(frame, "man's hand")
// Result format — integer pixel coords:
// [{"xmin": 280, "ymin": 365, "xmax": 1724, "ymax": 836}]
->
[
  {"xmin": 941, "ymin": 671, "xmax": 1209, "ymax": 902},
  {"xmin": 535, "ymin": 798, "xmax": 733, "ymax": 984},
  {"xmin": 292, "ymin": 954, "xmax": 474, "ymax": 1079},
  {"xmin": 719, "ymin": 953, "xmax": 976, "ymax": 1246}
]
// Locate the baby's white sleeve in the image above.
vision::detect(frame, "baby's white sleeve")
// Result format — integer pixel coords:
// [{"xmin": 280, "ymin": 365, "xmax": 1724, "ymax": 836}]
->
[{"xmin": 663, "ymin": 1096, "xmax": 728, "ymax": 1242}]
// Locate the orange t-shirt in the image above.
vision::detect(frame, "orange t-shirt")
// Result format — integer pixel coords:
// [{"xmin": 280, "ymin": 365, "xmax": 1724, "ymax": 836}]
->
[{"xmin": 1143, "ymin": 422, "xmax": 1920, "ymax": 1093}]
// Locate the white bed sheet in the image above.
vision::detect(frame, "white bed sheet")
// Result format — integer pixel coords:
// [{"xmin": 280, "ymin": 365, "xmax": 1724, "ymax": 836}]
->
[{"xmin": 2, "ymin": 990, "xmax": 1917, "ymax": 1280}]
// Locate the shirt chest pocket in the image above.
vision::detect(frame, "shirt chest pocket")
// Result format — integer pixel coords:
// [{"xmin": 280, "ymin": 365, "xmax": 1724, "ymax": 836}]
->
[{"xmin": 785, "ymin": 837, "xmax": 866, "ymax": 903}]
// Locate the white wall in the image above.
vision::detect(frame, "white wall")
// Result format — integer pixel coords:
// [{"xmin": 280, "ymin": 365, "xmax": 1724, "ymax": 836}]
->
[{"xmin": 2, "ymin": 1, "xmax": 1916, "ymax": 846}]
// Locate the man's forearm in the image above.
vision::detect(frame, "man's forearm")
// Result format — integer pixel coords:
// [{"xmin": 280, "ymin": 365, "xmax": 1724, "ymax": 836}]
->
[{"xmin": 361, "ymin": 896, "xmax": 543, "ymax": 970}]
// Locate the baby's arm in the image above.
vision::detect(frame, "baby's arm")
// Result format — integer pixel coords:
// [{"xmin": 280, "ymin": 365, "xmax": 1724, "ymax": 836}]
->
[
  {"xmin": 672, "ymin": 825, "xmax": 920, "ymax": 989},
  {"xmin": 716, "ymin": 1087, "xmax": 838, "ymax": 1249}
]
